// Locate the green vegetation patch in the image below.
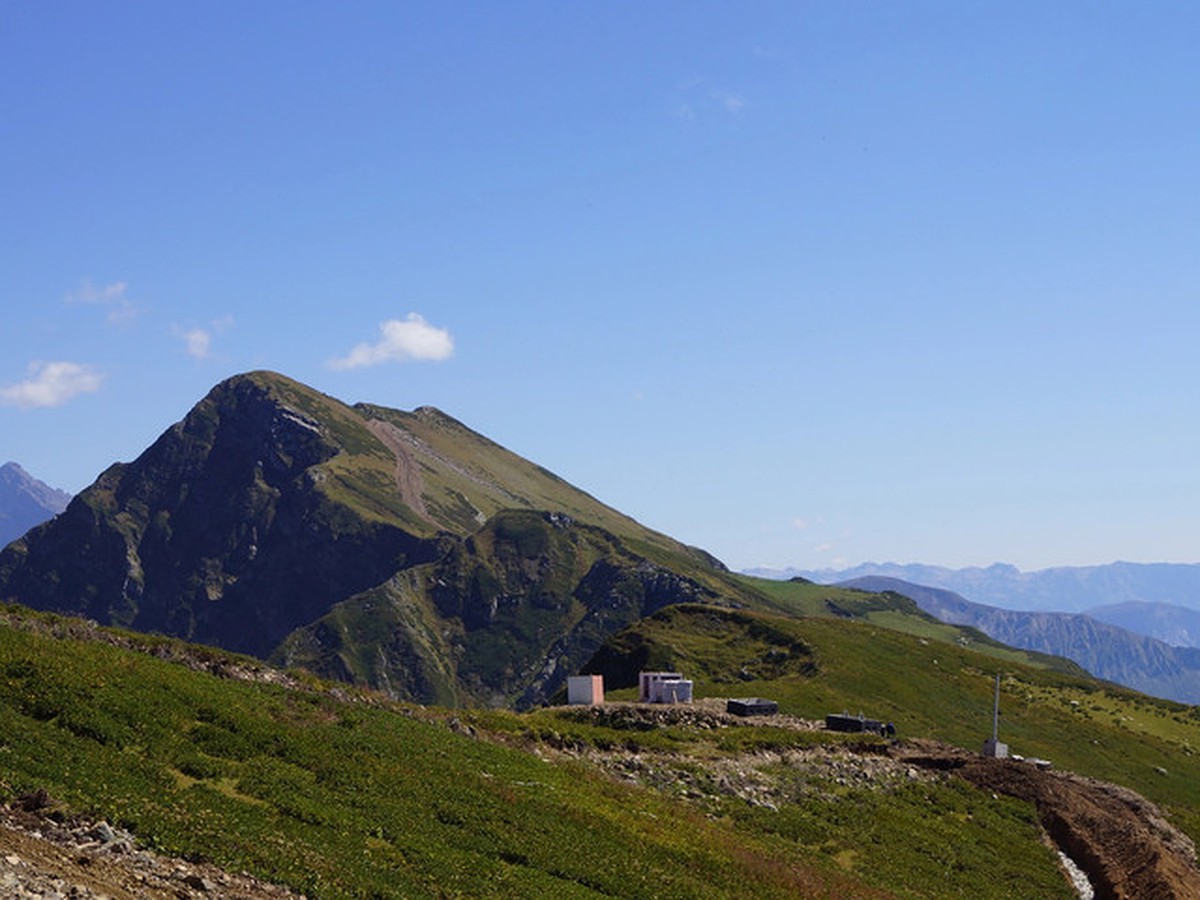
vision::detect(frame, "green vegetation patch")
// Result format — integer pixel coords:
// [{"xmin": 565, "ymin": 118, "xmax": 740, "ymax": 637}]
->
[
  {"xmin": 585, "ymin": 596, "xmax": 1200, "ymax": 850},
  {"xmin": 460, "ymin": 705, "xmax": 1071, "ymax": 899},
  {"xmin": 0, "ymin": 607, "xmax": 877, "ymax": 898}
]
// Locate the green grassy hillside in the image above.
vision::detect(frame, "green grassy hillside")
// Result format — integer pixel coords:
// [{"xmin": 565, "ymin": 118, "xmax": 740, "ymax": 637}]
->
[
  {"xmin": 0, "ymin": 605, "xmax": 884, "ymax": 899},
  {"xmin": 583, "ymin": 594, "xmax": 1200, "ymax": 845},
  {"xmin": 7, "ymin": 596, "xmax": 1198, "ymax": 897},
  {"xmin": 745, "ymin": 576, "xmax": 1090, "ymax": 675}
]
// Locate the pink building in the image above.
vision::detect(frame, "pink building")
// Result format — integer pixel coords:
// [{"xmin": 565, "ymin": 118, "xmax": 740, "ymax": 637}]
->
[{"xmin": 567, "ymin": 674, "xmax": 605, "ymax": 706}]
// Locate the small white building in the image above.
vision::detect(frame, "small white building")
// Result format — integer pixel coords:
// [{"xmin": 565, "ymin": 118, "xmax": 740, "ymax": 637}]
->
[
  {"xmin": 638, "ymin": 671, "xmax": 694, "ymax": 704},
  {"xmin": 567, "ymin": 674, "xmax": 605, "ymax": 706}
]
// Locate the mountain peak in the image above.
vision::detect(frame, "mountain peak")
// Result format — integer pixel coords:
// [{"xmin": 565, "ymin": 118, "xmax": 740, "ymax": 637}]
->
[
  {"xmin": 0, "ymin": 462, "xmax": 72, "ymax": 548},
  {"xmin": 0, "ymin": 371, "xmax": 740, "ymax": 708}
]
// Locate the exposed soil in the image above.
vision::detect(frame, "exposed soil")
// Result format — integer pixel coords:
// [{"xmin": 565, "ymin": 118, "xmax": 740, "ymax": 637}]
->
[
  {"xmin": 364, "ymin": 419, "xmax": 433, "ymax": 524},
  {"xmin": 898, "ymin": 741, "xmax": 1200, "ymax": 900}
]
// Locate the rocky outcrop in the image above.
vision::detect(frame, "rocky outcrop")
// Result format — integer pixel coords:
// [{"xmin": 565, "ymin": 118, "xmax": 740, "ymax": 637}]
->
[
  {"xmin": 0, "ymin": 795, "xmax": 301, "ymax": 899},
  {"xmin": 275, "ymin": 510, "xmax": 725, "ymax": 708}
]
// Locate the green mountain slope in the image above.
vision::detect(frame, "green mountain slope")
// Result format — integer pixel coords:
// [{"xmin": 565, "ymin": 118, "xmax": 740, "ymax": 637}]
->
[
  {"xmin": 744, "ymin": 576, "xmax": 1089, "ymax": 676},
  {"xmin": 0, "ymin": 371, "xmax": 760, "ymax": 708},
  {"xmin": 1, "ymin": 604, "xmax": 1109, "ymax": 898},
  {"xmin": 12, "ymin": 594, "xmax": 1200, "ymax": 897},
  {"xmin": 0, "ymin": 605, "xmax": 895, "ymax": 899},
  {"xmin": 581, "ymin": 592, "xmax": 1200, "ymax": 847}
]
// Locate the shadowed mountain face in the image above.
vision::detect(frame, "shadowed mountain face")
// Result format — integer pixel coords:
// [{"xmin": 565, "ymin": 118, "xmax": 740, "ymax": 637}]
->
[
  {"xmin": 0, "ymin": 462, "xmax": 71, "ymax": 548},
  {"xmin": 841, "ymin": 575, "xmax": 1200, "ymax": 704},
  {"xmin": 0, "ymin": 371, "xmax": 743, "ymax": 708}
]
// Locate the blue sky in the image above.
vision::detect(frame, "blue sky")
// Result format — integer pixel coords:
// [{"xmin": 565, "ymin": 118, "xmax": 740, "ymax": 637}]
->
[{"xmin": 3, "ymin": 2, "xmax": 1198, "ymax": 572}]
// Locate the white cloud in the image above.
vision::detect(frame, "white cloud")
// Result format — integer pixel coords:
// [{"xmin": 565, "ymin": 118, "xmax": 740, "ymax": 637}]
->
[
  {"xmin": 172, "ymin": 316, "xmax": 233, "ymax": 359},
  {"xmin": 177, "ymin": 326, "xmax": 212, "ymax": 359},
  {"xmin": 328, "ymin": 314, "xmax": 454, "ymax": 370},
  {"xmin": 0, "ymin": 361, "xmax": 104, "ymax": 409},
  {"xmin": 65, "ymin": 280, "xmax": 137, "ymax": 324}
]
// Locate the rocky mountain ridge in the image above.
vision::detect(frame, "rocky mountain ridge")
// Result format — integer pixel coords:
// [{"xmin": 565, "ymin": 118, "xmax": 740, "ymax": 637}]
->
[{"xmin": 0, "ymin": 371, "xmax": 750, "ymax": 708}]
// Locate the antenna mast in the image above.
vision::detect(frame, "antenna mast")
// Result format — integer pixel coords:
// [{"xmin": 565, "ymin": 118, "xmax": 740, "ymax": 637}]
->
[
  {"xmin": 992, "ymin": 672, "xmax": 1001, "ymax": 743},
  {"xmin": 982, "ymin": 672, "xmax": 1008, "ymax": 758}
]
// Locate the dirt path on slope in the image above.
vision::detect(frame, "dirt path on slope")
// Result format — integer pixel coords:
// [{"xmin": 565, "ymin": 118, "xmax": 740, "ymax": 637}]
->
[
  {"xmin": 364, "ymin": 419, "xmax": 432, "ymax": 522},
  {"xmin": 898, "ymin": 741, "xmax": 1200, "ymax": 899}
]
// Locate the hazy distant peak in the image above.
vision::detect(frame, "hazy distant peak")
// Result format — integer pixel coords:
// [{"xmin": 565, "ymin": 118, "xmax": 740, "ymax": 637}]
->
[
  {"xmin": 0, "ymin": 462, "xmax": 73, "ymax": 548},
  {"xmin": 0, "ymin": 462, "xmax": 71, "ymax": 512}
]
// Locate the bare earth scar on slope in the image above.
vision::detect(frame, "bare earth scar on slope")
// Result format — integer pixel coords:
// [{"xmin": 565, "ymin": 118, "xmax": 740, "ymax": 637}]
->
[
  {"xmin": 902, "ymin": 740, "xmax": 1200, "ymax": 900},
  {"xmin": 364, "ymin": 419, "xmax": 432, "ymax": 523}
]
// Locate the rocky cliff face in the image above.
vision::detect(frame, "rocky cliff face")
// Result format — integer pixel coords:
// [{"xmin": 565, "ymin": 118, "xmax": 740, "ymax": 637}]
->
[
  {"xmin": 0, "ymin": 376, "xmax": 439, "ymax": 658},
  {"xmin": 0, "ymin": 371, "xmax": 741, "ymax": 708}
]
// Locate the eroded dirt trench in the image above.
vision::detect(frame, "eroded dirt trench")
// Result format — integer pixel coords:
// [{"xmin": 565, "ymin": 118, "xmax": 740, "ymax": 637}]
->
[
  {"xmin": 899, "ymin": 741, "xmax": 1200, "ymax": 900},
  {"xmin": 551, "ymin": 706, "xmax": 1200, "ymax": 900}
]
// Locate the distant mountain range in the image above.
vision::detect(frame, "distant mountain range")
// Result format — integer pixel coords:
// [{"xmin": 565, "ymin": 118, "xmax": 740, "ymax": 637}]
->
[
  {"xmin": 839, "ymin": 575, "xmax": 1200, "ymax": 704},
  {"xmin": 750, "ymin": 561, "xmax": 1200, "ymax": 647},
  {"xmin": 1086, "ymin": 601, "xmax": 1200, "ymax": 648},
  {"xmin": 0, "ymin": 461, "xmax": 71, "ymax": 548}
]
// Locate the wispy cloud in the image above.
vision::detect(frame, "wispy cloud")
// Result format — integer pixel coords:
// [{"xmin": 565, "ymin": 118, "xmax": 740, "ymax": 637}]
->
[
  {"xmin": 0, "ymin": 361, "xmax": 104, "ymax": 409},
  {"xmin": 172, "ymin": 316, "xmax": 233, "ymax": 360},
  {"xmin": 65, "ymin": 280, "xmax": 138, "ymax": 324},
  {"xmin": 672, "ymin": 79, "xmax": 746, "ymax": 121},
  {"xmin": 175, "ymin": 326, "xmax": 212, "ymax": 359},
  {"xmin": 712, "ymin": 90, "xmax": 746, "ymax": 114},
  {"xmin": 328, "ymin": 314, "xmax": 454, "ymax": 370}
]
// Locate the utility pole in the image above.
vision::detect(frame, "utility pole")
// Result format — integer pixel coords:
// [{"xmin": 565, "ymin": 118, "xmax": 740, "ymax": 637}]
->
[{"xmin": 982, "ymin": 672, "xmax": 1008, "ymax": 758}]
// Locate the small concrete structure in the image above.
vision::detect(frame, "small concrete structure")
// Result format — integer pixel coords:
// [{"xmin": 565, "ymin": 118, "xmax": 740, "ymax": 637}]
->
[
  {"xmin": 638, "ymin": 671, "xmax": 694, "ymax": 704},
  {"xmin": 727, "ymin": 698, "xmax": 778, "ymax": 717},
  {"xmin": 825, "ymin": 712, "xmax": 885, "ymax": 734},
  {"xmin": 982, "ymin": 738, "xmax": 1009, "ymax": 759},
  {"xmin": 567, "ymin": 674, "xmax": 604, "ymax": 706}
]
